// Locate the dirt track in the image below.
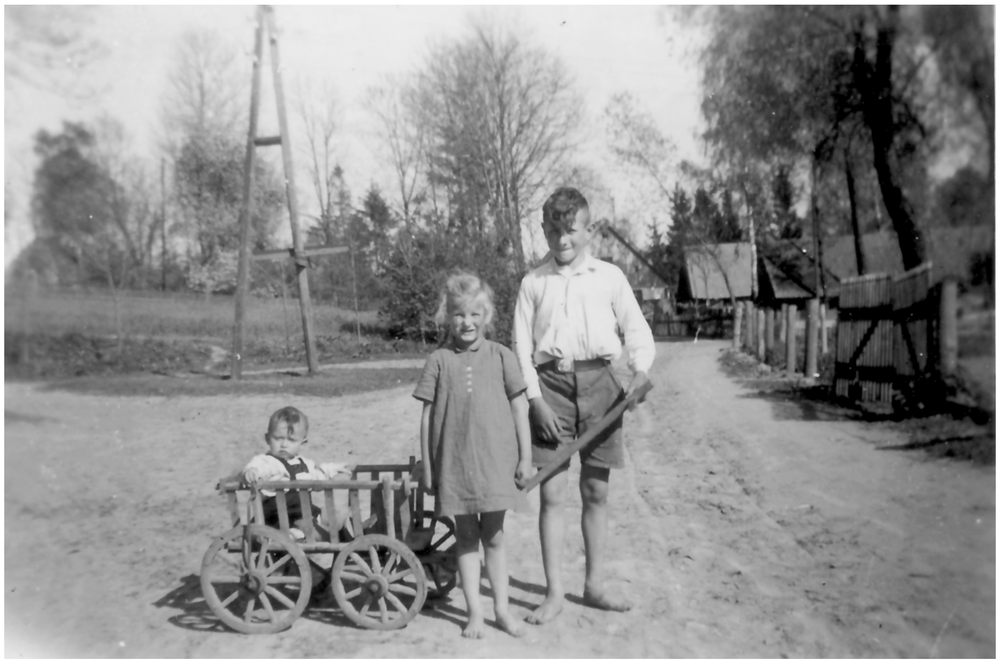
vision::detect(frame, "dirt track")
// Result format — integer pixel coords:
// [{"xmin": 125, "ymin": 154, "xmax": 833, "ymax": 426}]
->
[{"xmin": 5, "ymin": 340, "xmax": 995, "ymax": 657}]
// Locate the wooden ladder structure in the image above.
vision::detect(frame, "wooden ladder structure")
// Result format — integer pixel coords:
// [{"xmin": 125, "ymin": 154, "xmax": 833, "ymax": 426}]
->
[{"xmin": 232, "ymin": 5, "xmax": 331, "ymax": 379}]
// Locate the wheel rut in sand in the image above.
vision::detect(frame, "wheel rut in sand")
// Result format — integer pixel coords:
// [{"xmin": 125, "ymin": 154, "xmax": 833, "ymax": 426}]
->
[{"xmin": 622, "ymin": 340, "xmax": 994, "ymax": 658}]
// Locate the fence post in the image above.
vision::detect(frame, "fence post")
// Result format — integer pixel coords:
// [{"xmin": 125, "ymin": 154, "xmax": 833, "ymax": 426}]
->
[
  {"xmin": 805, "ymin": 298, "xmax": 819, "ymax": 382},
  {"xmin": 819, "ymin": 301, "xmax": 828, "ymax": 355},
  {"xmin": 756, "ymin": 307, "xmax": 766, "ymax": 360},
  {"xmin": 765, "ymin": 307, "xmax": 775, "ymax": 358},
  {"xmin": 732, "ymin": 303, "xmax": 743, "ymax": 349},
  {"xmin": 939, "ymin": 278, "xmax": 958, "ymax": 378},
  {"xmin": 744, "ymin": 301, "xmax": 755, "ymax": 352},
  {"xmin": 785, "ymin": 303, "xmax": 797, "ymax": 374}
]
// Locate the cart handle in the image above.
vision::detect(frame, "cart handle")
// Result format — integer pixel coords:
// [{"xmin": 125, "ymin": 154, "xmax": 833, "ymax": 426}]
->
[{"xmin": 519, "ymin": 379, "xmax": 653, "ymax": 494}]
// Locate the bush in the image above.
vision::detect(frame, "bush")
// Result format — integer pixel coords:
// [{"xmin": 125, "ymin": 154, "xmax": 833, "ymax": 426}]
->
[{"xmin": 379, "ymin": 225, "xmax": 521, "ymax": 347}]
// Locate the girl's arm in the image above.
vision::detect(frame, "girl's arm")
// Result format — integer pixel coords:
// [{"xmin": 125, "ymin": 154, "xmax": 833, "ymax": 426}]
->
[
  {"xmin": 510, "ymin": 392, "xmax": 533, "ymax": 488},
  {"xmin": 419, "ymin": 401, "xmax": 434, "ymax": 493}
]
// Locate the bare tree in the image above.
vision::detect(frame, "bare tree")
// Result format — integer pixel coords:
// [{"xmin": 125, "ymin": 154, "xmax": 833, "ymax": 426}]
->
[
  {"xmin": 413, "ymin": 18, "xmax": 584, "ymax": 271},
  {"xmin": 161, "ymin": 29, "xmax": 246, "ymax": 146},
  {"xmin": 294, "ymin": 77, "xmax": 341, "ymax": 225},
  {"xmin": 366, "ymin": 75, "xmax": 428, "ymax": 229}
]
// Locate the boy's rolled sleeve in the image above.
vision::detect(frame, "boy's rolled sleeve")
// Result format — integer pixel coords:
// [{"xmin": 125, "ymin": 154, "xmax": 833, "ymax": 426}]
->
[
  {"xmin": 612, "ymin": 272, "xmax": 656, "ymax": 375},
  {"xmin": 513, "ymin": 275, "xmax": 542, "ymax": 400}
]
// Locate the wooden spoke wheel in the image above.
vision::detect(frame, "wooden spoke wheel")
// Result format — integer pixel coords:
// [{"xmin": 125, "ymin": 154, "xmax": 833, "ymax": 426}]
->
[
  {"xmin": 331, "ymin": 534, "xmax": 427, "ymax": 630},
  {"xmin": 200, "ymin": 525, "xmax": 312, "ymax": 634},
  {"xmin": 412, "ymin": 516, "xmax": 457, "ymax": 600}
]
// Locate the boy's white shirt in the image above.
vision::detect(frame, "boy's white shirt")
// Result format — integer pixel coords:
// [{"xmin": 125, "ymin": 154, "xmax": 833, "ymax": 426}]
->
[
  {"xmin": 514, "ymin": 252, "xmax": 655, "ymax": 400},
  {"xmin": 242, "ymin": 454, "xmax": 350, "ymax": 495}
]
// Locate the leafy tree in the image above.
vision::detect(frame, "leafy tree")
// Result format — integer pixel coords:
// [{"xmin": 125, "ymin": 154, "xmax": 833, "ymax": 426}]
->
[
  {"xmin": 933, "ymin": 166, "xmax": 995, "ymax": 228},
  {"xmin": 686, "ymin": 5, "xmax": 932, "ymax": 270},
  {"xmin": 31, "ymin": 121, "xmax": 156, "ymax": 350},
  {"xmin": 5, "ymin": 6, "xmax": 108, "ymax": 99},
  {"xmin": 921, "ymin": 6, "xmax": 994, "ymax": 186}
]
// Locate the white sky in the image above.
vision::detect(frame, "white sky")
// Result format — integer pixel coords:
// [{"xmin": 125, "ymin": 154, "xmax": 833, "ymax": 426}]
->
[{"xmin": 4, "ymin": 4, "xmax": 707, "ymax": 266}]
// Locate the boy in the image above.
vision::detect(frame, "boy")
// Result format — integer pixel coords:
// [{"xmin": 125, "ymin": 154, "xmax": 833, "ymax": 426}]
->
[
  {"xmin": 242, "ymin": 406, "xmax": 354, "ymax": 541},
  {"xmin": 513, "ymin": 187, "xmax": 655, "ymax": 625}
]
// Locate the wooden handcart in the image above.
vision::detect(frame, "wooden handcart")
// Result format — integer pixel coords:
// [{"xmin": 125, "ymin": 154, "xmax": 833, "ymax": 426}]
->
[{"xmin": 200, "ymin": 458, "xmax": 456, "ymax": 634}]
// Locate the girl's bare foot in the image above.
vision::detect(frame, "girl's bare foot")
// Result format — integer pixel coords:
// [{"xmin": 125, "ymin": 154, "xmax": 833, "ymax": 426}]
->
[
  {"xmin": 462, "ymin": 612, "xmax": 486, "ymax": 639},
  {"xmin": 525, "ymin": 593, "xmax": 563, "ymax": 624},
  {"xmin": 582, "ymin": 585, "xmax": 632, "ymax": 612},
  {"xmin": 495, "ymin": 609, "xmax": 525, "ymax": 637}
]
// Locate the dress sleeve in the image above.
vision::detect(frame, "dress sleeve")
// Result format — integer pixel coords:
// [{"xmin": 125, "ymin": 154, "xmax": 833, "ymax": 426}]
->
[
  {"xmin": 412, "ymin": 352, "xmax": 440, "ymax": 403},
  {"xmin": 498, "ymin": 343, "xmax": 528, "ymax": 399}
]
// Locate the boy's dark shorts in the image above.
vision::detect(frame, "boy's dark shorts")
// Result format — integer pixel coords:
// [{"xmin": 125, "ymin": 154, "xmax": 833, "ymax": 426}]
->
[{"xmin": 530, "ymin": 360, "xmax": 626, "ymax": 470}]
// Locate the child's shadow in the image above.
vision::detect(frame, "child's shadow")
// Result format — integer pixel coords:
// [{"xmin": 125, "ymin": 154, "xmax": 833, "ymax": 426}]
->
[{"xmin": 420, "ymin": 576, "xmax": 544, "ymax": 631}]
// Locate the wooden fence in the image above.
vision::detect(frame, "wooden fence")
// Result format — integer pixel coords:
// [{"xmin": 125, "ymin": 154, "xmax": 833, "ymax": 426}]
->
[{"xmin": 834, "ymin": 263, "xmax": 937, "ymax": 405}]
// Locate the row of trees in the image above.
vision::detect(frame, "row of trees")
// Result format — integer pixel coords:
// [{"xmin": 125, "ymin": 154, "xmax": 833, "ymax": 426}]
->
[
  {"xmin": 681, "ymin": 5, "xmax": 993, "ymax": 276},
  {"xmin": 16, "ymin": 14, "xmax": 593, "ymax": 346},
  {"xmin": 14, "ymin": 7, "xmax": 993, "ymax": 348}
]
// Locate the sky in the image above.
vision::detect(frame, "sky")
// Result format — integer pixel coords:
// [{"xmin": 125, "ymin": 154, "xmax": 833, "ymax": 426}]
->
[{"xmin": 4, "ymin": 4, "xmax": 707, "ymax": 267}]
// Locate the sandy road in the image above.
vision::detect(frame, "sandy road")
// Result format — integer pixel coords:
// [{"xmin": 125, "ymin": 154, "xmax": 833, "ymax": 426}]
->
[{"xmin": 4, "ymin": 339, "xmax": 994, "ymax": 657}]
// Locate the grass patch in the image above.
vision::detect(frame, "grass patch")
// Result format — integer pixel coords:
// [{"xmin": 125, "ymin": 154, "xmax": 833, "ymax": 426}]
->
[
  {"xmin": 30, "ymin": 366, "xmax": 423, "ymax": 399},
  {"xmin": 5, "ymin": 287, "xmax": 379, "ymax": 345}
]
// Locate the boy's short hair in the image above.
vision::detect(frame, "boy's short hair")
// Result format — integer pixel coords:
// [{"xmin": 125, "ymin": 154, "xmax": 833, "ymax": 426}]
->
[
  {"xmin": 268, "ymin": 406, "xmax": 308, "ymax": 438},
  {"xmin": 542, "ymin": 187, "xmax": 590, "ymax": 232}
]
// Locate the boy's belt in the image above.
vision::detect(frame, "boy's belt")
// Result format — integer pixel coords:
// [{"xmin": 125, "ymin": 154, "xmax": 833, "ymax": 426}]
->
[{"xmin": 537, "ymin": 358, "xmax": 609, "ymax": 373}]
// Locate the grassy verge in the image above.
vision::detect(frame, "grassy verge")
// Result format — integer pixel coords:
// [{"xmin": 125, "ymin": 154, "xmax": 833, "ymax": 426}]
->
[
  {"xmin": 718, "ymin": 347, "xmax": 994, "ymax": 466},
  {"xmin": 30, "ymin": 366, "xmax": 423, "ymax": 399}
]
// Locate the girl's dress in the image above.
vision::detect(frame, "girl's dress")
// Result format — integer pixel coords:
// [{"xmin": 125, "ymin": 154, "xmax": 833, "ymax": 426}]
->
[{"xmin": 413, "ymin": 337, "xmax": 527, "ymax": 516}]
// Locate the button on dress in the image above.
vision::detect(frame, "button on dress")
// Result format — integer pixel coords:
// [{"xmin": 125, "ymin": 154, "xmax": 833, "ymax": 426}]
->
[{"xmin": 413, "ymin": 338, "xmax": 527, "ymax": 516}]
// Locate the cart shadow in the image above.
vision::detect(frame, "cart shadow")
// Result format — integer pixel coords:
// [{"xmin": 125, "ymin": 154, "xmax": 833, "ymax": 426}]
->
[
  {"xmin": 152, "ymin": 574, "xmax": 229, "ymax": 633},
  {"xmin": 153, "ymin": 574, "xmax": 373, "ymax": 633}
]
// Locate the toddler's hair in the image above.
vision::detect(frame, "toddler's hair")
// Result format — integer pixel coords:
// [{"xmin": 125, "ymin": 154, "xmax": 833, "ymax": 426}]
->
[
  {"xmin": 434, "ymin": 270, "xmax": 495, "ymax": 336},
  {"xmin": 543, "ymin": 187, "xmax": 589, "ymax": 232},
  {"xmin": 268, "ymin": 406, "xmax": 309, "ymax": 438}
]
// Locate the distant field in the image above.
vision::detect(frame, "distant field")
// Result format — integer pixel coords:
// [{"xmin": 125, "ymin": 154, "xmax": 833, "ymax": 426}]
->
[{"xmin": 5, "ymin": 288, "xmax": 381, "ymax": 345}]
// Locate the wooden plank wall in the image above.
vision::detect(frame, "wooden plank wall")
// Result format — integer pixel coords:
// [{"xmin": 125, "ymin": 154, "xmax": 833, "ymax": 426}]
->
[
  {"xmin": 835, "ymin": 262, "xmax": 937, "ymax": 406},
  {"xmin": 834, "ymin": 273, "xmax": 895, "ymax": 403},
  {"xmin": 893, "ymin": 263, "xmax": 936, "ymax": 387}
]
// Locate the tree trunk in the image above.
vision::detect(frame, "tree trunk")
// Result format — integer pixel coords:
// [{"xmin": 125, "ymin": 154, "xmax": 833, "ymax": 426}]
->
[
  {"xmin": 845, "ymin": 154, "xmax": 866, "ymax": 275},
  {"xmin": 855, "ymin": 7, "xmax": 926, "ymax": 270}
]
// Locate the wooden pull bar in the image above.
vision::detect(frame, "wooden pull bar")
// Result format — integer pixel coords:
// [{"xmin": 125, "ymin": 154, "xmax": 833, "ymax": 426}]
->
[{"xmin": 520, "ymin": 380, "xmax": 653, "ymax": 494}]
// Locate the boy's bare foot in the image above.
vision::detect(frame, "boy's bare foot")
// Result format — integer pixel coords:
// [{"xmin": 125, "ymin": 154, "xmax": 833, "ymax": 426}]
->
[
  {"xmin": 525, "ymin": 594, "xmax": 563, "ymax": 625},
  {"xmin": 495, "ymin": 609, "xmax": 525, "ymax": 637},
  {"xmin": 462, "ymin": 612, "xmax": 486, "ymax": 639},
  {"xmin": 582, "ymin": 586, "xmax": 632, "ymax": 612}
]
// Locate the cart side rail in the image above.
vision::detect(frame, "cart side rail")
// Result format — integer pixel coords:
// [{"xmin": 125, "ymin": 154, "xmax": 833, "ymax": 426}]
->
[{"xmin": 217, "ymin": 467, "xmax": 421, "ymax": 546}]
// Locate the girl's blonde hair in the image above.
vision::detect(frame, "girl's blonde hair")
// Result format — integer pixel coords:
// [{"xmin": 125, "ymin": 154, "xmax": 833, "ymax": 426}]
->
[{"xmin": 434, "ymin": 270, "xmax": 496, "ymax": 339}]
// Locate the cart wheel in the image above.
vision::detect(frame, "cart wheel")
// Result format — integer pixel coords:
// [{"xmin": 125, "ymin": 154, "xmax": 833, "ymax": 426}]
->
[
  {"xmin": 413, "ymin": 516, "xmax": 457, "ymax": 600},
  {"xmin": 331, "ymin": 534, "xmax": 427, "ymax": 630},
  {"xmin": 200, "ymin": 525, "xmax": 312, "ymax": 634}
]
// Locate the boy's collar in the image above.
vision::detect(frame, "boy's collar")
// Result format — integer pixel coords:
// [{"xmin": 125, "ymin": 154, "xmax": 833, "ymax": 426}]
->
[{"xmin": 546, "ymin": 251, "xmax": 598, "ymax": 275}]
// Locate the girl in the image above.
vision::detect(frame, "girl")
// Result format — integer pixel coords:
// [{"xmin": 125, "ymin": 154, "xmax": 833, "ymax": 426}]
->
[{"xmin": 412, "ymin": 271, "xmax": 533, "ymax": 639}]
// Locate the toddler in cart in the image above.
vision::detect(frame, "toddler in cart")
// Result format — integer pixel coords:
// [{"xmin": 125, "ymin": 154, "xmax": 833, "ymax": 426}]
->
[{"xmin": 239, "ymin": 406, "xmax": 355, "ymax": 581}]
